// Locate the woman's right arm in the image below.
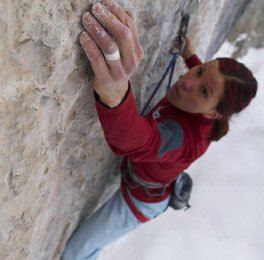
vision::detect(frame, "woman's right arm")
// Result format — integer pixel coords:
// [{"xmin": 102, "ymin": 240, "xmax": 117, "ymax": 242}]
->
[
  {"xmin": 80, "ymin": 2, "xmax": 184, "ymax": 162},
  {"xmin": 179, "ymin": 35, "xmax": 202, "ymax": 68}
]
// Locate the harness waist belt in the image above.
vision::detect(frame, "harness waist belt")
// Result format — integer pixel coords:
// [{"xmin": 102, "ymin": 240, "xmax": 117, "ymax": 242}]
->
[{"xmin": 121, "ymin": 160, "xmax": 171, "ymax": 197}]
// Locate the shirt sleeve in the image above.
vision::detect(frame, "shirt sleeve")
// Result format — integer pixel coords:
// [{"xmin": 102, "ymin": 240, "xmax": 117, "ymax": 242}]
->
[
  {"xmin": 184, "ymin": 54, "xmax": 202, "ymax": 68},
  {"xmin": 95, "ymin": 84, "xmax": 184, "ymax": 162}
]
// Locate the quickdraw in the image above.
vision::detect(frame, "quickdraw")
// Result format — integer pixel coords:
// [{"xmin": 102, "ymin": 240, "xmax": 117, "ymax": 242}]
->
[{"xmin": 141, "ymin": 0, "xmax": 200, "ymax": 115}]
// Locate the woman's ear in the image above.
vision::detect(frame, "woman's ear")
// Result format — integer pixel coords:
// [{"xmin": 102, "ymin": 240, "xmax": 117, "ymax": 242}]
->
[{"xmin": 203, "ymin": 111, "xmax": 223, "ymax": 119}]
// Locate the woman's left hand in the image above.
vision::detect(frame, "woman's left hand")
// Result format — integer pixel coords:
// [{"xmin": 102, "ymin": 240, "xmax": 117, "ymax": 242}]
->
[{"xmin": 80, "ymin": 0, "xmax": 144, "ymax": 108}]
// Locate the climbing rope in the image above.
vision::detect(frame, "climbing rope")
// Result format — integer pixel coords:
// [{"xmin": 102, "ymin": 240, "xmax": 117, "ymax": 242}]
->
[{"xmin": 141, "ymin": 0, "xmax": 200, "ymax": 115}]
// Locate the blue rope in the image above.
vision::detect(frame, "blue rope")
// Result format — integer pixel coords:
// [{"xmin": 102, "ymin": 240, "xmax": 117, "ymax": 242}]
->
[
  {"xmin": 141, "ymin": 51, "xmax": 179, "ymax": 115},
  {"xmin": 167, "ymin": 51, "xmax": 179, "ymax": 93}
]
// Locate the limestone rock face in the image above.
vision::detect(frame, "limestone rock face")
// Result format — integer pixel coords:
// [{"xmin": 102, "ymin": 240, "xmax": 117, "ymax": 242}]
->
[
  {"xmin": 0, "ymin": 0, "xmax": 258, "ymax": 259},
  {"xmin": 227, "ymin": 0, "xmax": 264, "ymax": 58}
]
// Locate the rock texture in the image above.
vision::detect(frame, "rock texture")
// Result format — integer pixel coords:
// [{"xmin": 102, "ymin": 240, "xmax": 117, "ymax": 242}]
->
[
  {"xmin": 0, "ymin": 0, "xmax": 260, "ymax": 259},
  {"xmin": 227, "ymin": 0, "xmax": 264, "ymax": 58}
]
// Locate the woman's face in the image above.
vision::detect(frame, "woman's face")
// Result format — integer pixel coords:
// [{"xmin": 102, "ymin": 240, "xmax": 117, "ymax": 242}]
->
[{"xmin": 167, "ymin": 60, "xmax": 225, "ymax": 119}]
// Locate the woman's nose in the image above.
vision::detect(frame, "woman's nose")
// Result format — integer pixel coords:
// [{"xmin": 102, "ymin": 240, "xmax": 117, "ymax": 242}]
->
[{"xmin": 182, "ymin": 79, "xmax": 194, "ymax": 92}]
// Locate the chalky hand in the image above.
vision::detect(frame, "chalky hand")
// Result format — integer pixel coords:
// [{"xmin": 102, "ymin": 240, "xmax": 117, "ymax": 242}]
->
[{"xmin": 80, "ymin": 0, "xmax": 144, "ymax": 108}]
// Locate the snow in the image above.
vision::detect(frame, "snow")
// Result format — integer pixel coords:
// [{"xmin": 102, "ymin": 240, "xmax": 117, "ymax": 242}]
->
[{"xmin": 100, "ymin": 43, "xmax": 264, "ymax": 260}]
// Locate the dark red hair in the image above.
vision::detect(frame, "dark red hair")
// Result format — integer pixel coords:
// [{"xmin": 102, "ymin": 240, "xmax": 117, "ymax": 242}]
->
[{"xmin": 210, "ymin": 58, "xmax": 258, "ymax": 141}]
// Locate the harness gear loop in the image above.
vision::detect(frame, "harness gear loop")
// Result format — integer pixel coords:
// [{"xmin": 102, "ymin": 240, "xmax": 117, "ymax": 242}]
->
[
  {"xmin": 121, "ymin": 160, "xmax": 193, "ymax": 210},
  {"xmin": 121, "ymin": 160, "xmax": 171, "ymax": 197}
]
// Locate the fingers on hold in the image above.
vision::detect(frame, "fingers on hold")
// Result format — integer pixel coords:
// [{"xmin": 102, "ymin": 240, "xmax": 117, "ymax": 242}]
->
[
  {"xmin": 79, "ymin": 31, "xmax": 92, "ymax": 53},
  {"xmin": 102, "ymin": 0, "xmax": 135, "ymax": 29},
  {"xmin": 80, "ymin": 31, "xmax": 90, "ymax": 41},
  {"xmin": 79, "ymin": 31, "xmax": 107, "ymax": 69},
  {"xmin": 102, "ymin": 0, "xmax": 117, "ymax": 13},
  {"xmin": 116, "ymin": 8, "xmax": 135, "ymax": 31},
  {"xmin": 101, "ymin": 0, "xmax": 113, "ymax": 7},
  {"xmin": 119, "ymin": 24, "xmax": 133, "ymax": 42},
  {"xmin": 104, "ymin": 41, "xmax": 118, "ymax": 55},
  {"xmin": 90, "ymin": 1, "xmax": 142, "ymax": 71},
  {"xmin": 104, "ymin": 4, "xmax": 140, "ymax": 60},
  {"xmin": 128, "ymin": 54, "xmax": 138, "ymax": 72},
  {"xmin": 81, "ymin": 10, "xmax": 119, "ymax": 59},
  {"xmin": 125, "ymin": 10, "xmax": 135, "ymax": 21},
  {"xmin": 109, "ymin": 63, "xmax": 126, "ymax": 80},
  {"xmin": 137, "ymin": 45, "xmax": 144, "ymax": 61}
]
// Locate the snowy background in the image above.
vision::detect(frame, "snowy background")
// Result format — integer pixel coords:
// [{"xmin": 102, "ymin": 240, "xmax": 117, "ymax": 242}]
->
[{"xmin": 100, "ymin": 42, "xmax": 264, "ymax": 260}]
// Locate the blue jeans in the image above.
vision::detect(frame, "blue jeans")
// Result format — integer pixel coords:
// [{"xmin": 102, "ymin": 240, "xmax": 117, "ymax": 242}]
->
[{"xmin": 61, "ymin": 188, "xmax": 170, "ymax": 260}]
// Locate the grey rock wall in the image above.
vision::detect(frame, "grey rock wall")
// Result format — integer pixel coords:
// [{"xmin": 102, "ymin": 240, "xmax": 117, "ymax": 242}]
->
[
  {"xmin": 0, "ymin": 0, "xmax": 257, "ymax": 259},
  {"xmin": 204, "ymin": 0, "xmax": 248, "ymax": 59},
  {"xmin": 227, "ymin": 0, "xmax": 264, "ymax": 58}
]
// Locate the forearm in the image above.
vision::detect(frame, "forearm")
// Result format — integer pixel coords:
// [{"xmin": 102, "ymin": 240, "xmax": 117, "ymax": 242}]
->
[
  {"xmin": 181, "ymin": 48, "xmax": 195, "ymax": 61},
  {"xmin": 179, "ymin": 35, "xmax": 202, "ymax": 68},
  {"xmin": 96, "ymin": 85, "xmax": 157, "ymax": 156}
]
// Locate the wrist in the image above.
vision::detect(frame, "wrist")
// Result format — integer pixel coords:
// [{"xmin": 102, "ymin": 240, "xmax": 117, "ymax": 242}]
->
[
  {"xmin": 97, "ymin": 82, "xmax": 129, "ymax": 108},
  {"xmin": 99, "ymin": 96, "xmax": 122, "ymax": 108},
  {"xmin": 181, "ymin": 50, "xmax": 195, "ymax": 61}
]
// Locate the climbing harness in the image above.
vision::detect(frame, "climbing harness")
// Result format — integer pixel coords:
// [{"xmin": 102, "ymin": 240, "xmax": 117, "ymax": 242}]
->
[
  {"xmin": 122, "ymin": 160, "xmax": 171, "ymax": 198},
  {"xmin": 121, "ymin": 160, "xmax": 193, "ymax": 210},
  {"xmin": 141, "ymin": 0, "xmax": 200, "ymax": 116}
]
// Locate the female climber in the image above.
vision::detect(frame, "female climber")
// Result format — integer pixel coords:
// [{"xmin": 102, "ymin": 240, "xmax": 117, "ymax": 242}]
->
[{"xmin": 62, "ymin": 1, "xmax": 258, "ymax": 259}]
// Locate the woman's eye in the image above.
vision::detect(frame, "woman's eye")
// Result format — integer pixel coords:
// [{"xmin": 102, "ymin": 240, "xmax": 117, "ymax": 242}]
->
[{"xmin": 197, "ymin": 67, "xmax": 203, "ymax": 76}]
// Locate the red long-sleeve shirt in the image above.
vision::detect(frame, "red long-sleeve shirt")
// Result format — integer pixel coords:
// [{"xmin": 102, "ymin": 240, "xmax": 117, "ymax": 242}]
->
[{"xmin": 96, "ymin": 55, "xmax": 214, "ymax": 222}]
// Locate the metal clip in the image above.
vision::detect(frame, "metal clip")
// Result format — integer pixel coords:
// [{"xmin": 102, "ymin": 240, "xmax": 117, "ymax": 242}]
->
[
  {"xmin": 178, "ymin": 12, "xmax": 190, "ymax": 53},
  {"xmin": 171, "ymin": 0, "xmax": 201, "ymax": 54},
  {"xmin": 170, "ymin": 12, "xmax": 189, "ymax": 54}
]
